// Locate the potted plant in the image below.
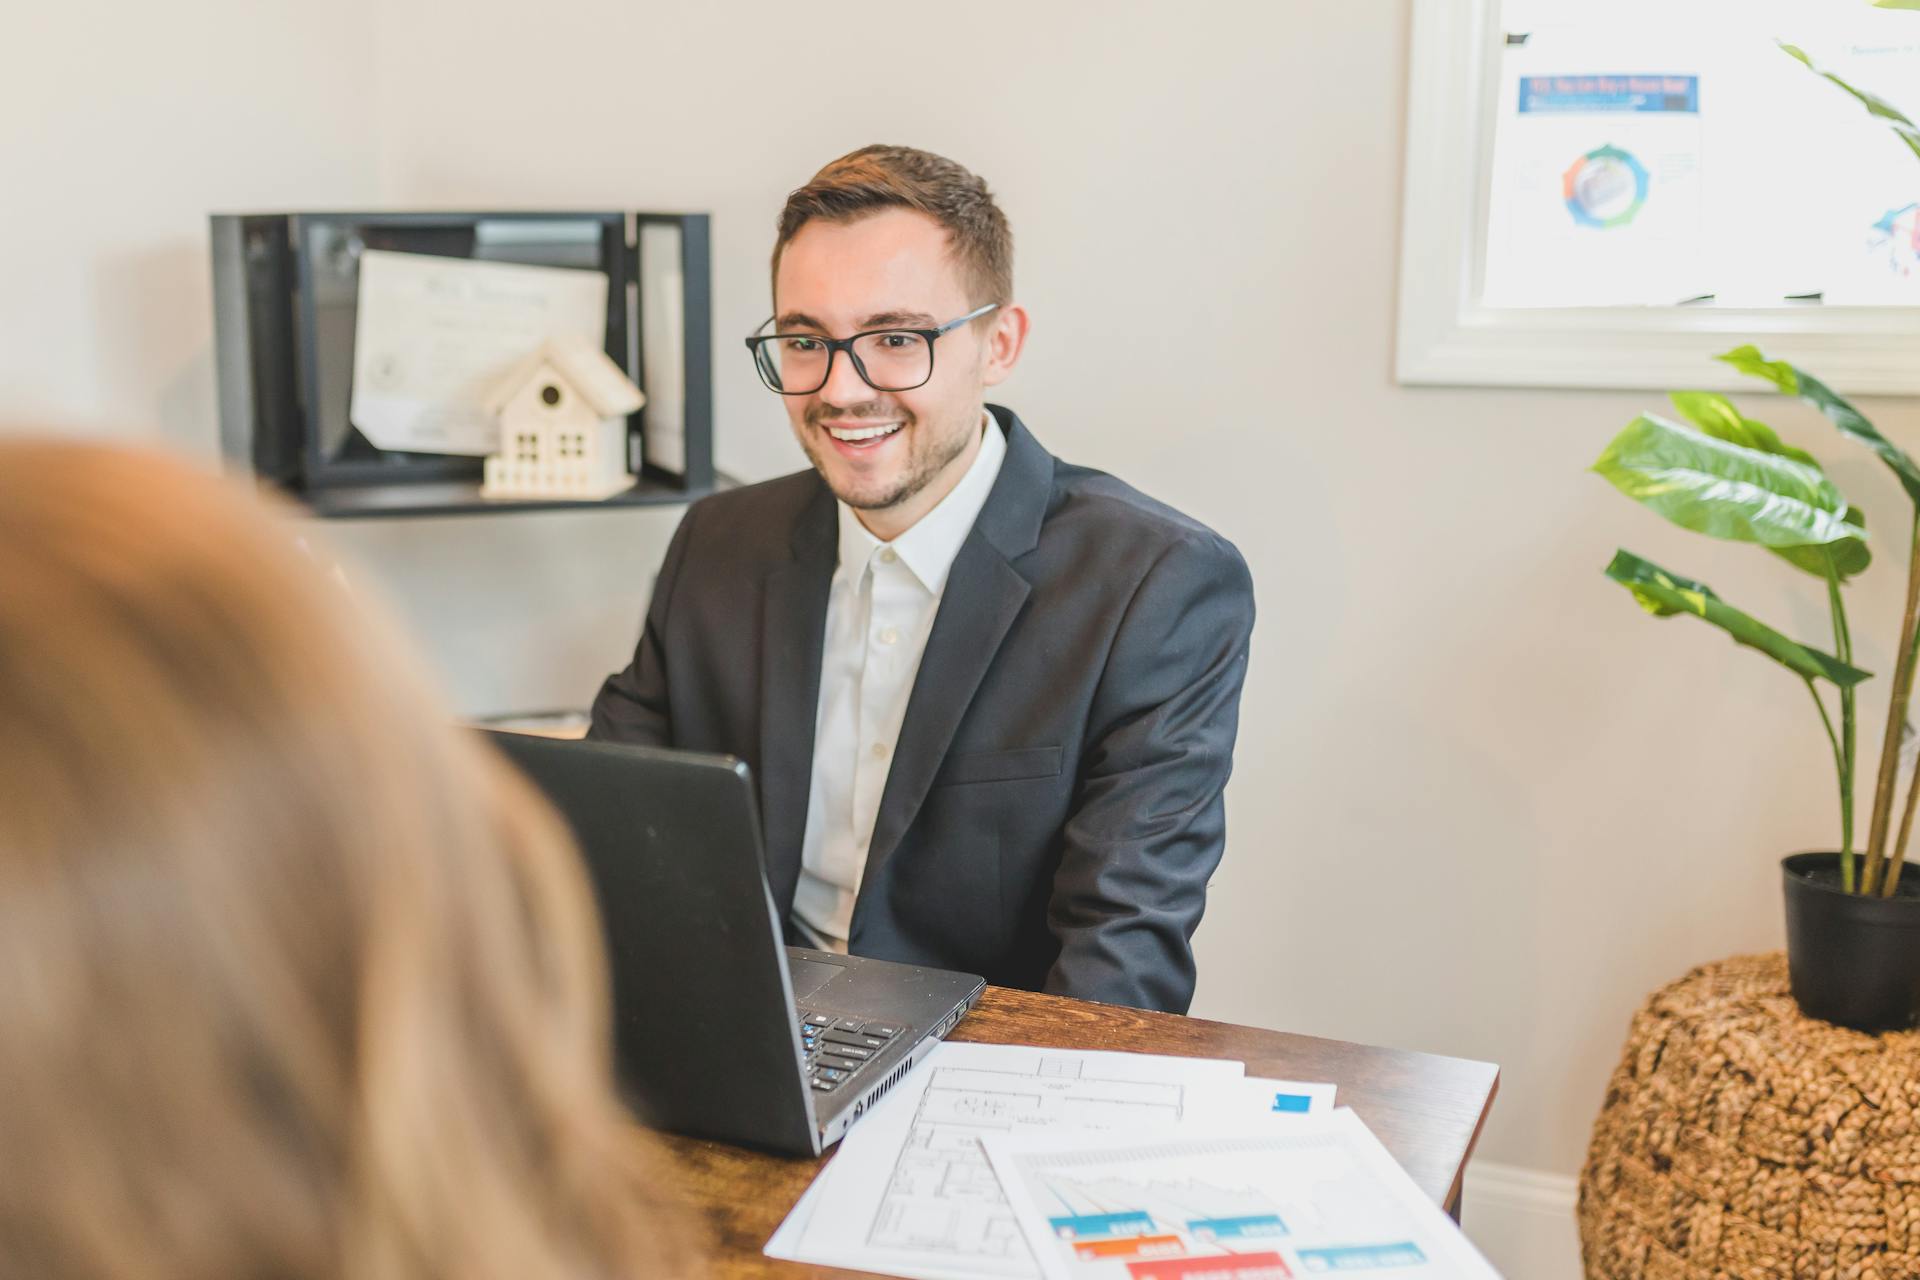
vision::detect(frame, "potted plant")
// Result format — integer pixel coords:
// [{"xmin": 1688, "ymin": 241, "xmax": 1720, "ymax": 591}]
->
[{"xmin": 1593, "ymin": 19, "xmax": 1920, "ymax": 1032}]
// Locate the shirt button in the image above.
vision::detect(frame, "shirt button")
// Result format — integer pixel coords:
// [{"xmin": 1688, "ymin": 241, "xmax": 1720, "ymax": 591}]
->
[
  {"xmin": 879, "ymin": 626, "xmax": 899, "ymax": 646},
  {"xmin": 879, "ymin": 548, "xmax": 898, "ymax": 564},
  {"xmin": 871, "ymin": 743, "xmax": 887, "ymax": 759}
]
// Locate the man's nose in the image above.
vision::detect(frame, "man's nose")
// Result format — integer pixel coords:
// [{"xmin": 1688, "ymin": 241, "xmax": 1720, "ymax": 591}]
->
[{"xmin": 818, "ymin": 344, "xmax": 875, "ymax": 407}]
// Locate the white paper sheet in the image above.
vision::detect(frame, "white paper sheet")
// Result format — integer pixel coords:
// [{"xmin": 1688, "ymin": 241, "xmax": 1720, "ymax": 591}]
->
[
  {"xmin": 1481, "ymin": 67, "xmax": 1709, "ymax": 308},
  {"xmin": 349, "ymin": 250, "xmax": 607, "ymax": 456},
  {"xmin": 983, "ymin": 1108, "xmax": 1502, "ymax": 1280},
  {"xmin": 638, "ymin": 222, "xmax": 686, "ymax": 474},
  {"xmin": 764, "ymin": 1073, "xmax": 1337, "ymax": 1271},
  {"xmin": 769, "ymin": 1043, "xmax": 1246, "ymax": 1280}
]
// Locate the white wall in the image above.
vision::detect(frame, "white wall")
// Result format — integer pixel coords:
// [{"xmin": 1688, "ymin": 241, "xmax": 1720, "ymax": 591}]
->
[
  {"xmin": 3, "ymin": 0, "xmax": 380, "ymax": 444},
  {"xmin": 9, "ymin": 0, "xmax": 1920, "ymax": 1255}
]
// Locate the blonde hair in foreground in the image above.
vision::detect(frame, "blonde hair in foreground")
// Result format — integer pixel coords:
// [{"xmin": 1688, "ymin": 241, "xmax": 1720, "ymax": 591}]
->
[{"xmin": 0, "ymin": 440, "xmax": 702, "ymax": 1280}]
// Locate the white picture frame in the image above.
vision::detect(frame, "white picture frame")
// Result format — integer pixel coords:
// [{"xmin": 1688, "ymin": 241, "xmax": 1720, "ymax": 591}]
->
[{"xmin": 1395, "ymin": 0, "xmax": 1920, "ymax": 393}]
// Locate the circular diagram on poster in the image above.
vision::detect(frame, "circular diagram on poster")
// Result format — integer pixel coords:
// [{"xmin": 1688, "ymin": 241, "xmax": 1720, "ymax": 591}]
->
[{"xmin": 1562, "ymin": 144, "xmax": 1649, "ymax": 229}]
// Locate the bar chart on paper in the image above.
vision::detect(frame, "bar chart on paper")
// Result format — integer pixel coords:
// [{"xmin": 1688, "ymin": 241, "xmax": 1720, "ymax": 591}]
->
[
  {"xmin": 765, "ymin": 1043, "xmax": 1248, "ymax": 1278},
  {"xmin": 982, "ymin": 1112, "xmax": 1502, "ymax": 1279},
  {"xmin": 860, "ymin": 1052, "xmax": 1233, "ymax": 1270}
]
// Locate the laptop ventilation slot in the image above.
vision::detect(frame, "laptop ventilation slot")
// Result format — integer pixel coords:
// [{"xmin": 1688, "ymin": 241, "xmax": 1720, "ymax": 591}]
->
[{"xmin": 854, "ymin": 1058, "xmax": 916, "ymax": 1117}]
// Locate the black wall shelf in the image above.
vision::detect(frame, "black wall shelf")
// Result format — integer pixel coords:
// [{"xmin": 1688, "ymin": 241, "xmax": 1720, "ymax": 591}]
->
[
  {"xmin": 304, "ymin": 471, "xmax": 701, "ymax": 520},
  {"xmin": 210, "ymin": 210, "xmax": 714, "ymax": 518}
]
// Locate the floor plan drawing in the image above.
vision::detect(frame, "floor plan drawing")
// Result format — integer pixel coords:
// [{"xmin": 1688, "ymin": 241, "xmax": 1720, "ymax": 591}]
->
[
  {"xmin": 781, "ymin": 1042, "xmax": 1246, "ymax": 1280},
  {"xmin": 867, "ymin": 1056, "xmax": 1204, "ymax": 1262}
]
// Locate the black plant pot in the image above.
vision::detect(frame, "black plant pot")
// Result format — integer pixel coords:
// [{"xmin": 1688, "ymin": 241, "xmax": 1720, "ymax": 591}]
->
[{"xmin": 1783, "ymin": 851, "xmax": 1920, "ymax": 1032}]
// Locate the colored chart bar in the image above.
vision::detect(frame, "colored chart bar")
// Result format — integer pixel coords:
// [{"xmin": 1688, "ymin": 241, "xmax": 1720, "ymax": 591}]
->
[
  {"xmin": 1125, "ymin": 1252, "xmax": 1293, "ymax": 1279},
  {"xmin": 1297, "ymin": 1242, "xmax": 1427, "ymax": 1271},
  {"xmin": 1187, "ymin": 1213, "xmax": 1289, "ymax": 1240},
  {"xmin": 1049, "ymin": 1210, "xmax": 1156, "ymax": 1240}
]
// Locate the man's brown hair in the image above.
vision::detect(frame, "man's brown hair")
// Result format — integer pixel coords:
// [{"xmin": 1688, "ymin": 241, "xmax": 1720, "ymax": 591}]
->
[{"xmin": 773, "ymin": 144, "xmax": 1013, "ymax": 309}]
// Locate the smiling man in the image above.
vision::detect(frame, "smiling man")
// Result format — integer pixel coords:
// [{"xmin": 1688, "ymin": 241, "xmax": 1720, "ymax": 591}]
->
[{"xmin": 589, "ymin": 146, "xmax": 1254, "ymax": 1013}]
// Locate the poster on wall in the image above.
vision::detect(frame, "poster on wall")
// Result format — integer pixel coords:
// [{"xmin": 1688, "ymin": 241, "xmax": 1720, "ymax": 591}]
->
[
  {"xmin": 1481, "ymin": 72, "xmax": 1707, "ymax": 308},
  {"xmin": 1480, "ymin": 0, "xmax": 1920, "ymax": 311}
]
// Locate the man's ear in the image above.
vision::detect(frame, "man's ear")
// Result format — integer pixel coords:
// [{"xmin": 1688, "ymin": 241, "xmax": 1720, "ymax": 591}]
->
[{"xmin": 981, "ymin": 303, "xmax": 1031, "ymax": 389}]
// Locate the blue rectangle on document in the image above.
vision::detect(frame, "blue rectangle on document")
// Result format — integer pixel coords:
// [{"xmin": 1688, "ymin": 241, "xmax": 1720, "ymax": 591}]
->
[
  {"xmin": 1187, "ymin": 1213, "xmax": 1289, "ymax": 1240},
  {"xmin": 1047, "ymin": 1211, "xmax": 1154, "ymax": 1240},
  {"xmin": 1519, "ymin": 74, "xmax": 1698, "ymax": 114},
  {"xmin": 1299, "ymin": 1242, "xmax": 1429, "ymax": 1271},
  {"xmin": 1271, "ymin": 1092, "xmax": 1313, "ymax": 1113}
]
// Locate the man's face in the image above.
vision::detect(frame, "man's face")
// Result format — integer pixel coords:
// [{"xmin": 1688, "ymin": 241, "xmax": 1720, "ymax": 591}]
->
[{"xmin": 772, "ymin": 209, "xmax": 997, "ymax": 531}]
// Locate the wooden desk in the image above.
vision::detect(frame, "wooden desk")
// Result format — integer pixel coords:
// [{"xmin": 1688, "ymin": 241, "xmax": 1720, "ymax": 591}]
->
[{"xmin": 660, "ymin": 986, "xmax": 1500, "ymax": 1278}]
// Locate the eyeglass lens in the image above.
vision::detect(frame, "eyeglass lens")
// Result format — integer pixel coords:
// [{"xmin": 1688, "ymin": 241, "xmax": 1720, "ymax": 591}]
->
[{"xmin": 757, "ymin": 330, "xmax": 932, "ymax": 394}]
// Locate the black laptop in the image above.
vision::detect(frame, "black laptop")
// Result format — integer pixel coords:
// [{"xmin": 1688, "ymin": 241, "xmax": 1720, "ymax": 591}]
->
[{"xmin": 479, "ymin": 730, "xmax": 986, "ymax": 1155}]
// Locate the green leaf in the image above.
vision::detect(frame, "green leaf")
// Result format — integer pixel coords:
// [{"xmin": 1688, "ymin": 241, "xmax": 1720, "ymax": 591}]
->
[
  {"xmin": 1604, "ymin": 550, "xmax": 1872, "ymax": 688},
  {"xmin": 1715, "ymin": 344, "xmax": 1798, "ymax": 394},
  {"xmin": 1771, "ymin": 504, "xmax": 1871, "ymax": 579},
  {"xmin": 1592, "ymin": 414, "xmax": 1870, "ymax": 578},
  {"xmin": 1668, "ymin": 390, "xmax": 1822, "ymax": 468},
  {"xmin": 1718, "ymin": 345, "xmax": 1920, "ymax": 504},
  {"xmin": 1876, "ymin": 0, "xmax": 1920, "ymax": 9},
  {"xmin": 1780, "ymin": 42, "xmax": 1920, "ymax": 164}
]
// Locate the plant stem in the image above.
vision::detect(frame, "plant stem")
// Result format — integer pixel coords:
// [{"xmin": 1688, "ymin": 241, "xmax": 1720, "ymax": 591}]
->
[
  {"xmin": 1864, "ymin": 515, "xmax": 1920, "ymax": 895},
  {"xmin": 1810, "ymin": 678, "xmax": 1854, "ymax": 892},
  {"xmin": 1827, "ymin": 562, "xmax": 1857, "ymax": 893},
  {"xmin": 1890, "ymin": 742, "xmax": 1920, "ymax": 897},
  {"xmin": 1888, "ymin": 623, "xmax": 1920, "ymax": 898}
]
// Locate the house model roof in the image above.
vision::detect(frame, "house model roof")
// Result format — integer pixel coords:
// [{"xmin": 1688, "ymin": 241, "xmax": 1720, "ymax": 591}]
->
[{"xmin": 483, "ymin": 336, "xmax": 646, "ymax": 418}]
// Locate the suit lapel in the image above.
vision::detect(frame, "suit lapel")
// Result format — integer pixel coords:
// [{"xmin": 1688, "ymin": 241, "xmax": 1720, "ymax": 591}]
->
[
  {"xmin": 757, "ymin": 484, "xmax": 836, "ymax": 915},
  {"xmin": 857, "ymin": 407, "xmax": 1055, "ymax": 895},
  {"xmin": 860, "ymin": 539, "xmax": 1030, "ymax": 880}
]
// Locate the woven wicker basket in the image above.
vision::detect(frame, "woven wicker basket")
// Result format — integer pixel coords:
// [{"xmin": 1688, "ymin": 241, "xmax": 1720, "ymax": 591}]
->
[{"xmin": 1580, "ymin": 952, "xmax": 1920, "ymax": 1279}]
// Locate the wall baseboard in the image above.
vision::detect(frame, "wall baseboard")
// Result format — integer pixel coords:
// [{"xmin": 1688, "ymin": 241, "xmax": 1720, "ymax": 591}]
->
[{"xmin": 1461, "ymin": 1161, "xmax": 1581, "ymax": 1279}]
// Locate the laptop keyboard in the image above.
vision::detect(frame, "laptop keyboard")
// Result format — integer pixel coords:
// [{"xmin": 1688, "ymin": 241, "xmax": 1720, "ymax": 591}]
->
[{"xmin": 796, "ymin": 1010, "xmax": 904, "ymax": 1094}]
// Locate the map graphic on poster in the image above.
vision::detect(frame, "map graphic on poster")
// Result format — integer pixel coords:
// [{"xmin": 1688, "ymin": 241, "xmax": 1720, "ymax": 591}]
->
[{"xmin": 1563, "ymin": 144, "xmax": 1649, "ymax": 228}]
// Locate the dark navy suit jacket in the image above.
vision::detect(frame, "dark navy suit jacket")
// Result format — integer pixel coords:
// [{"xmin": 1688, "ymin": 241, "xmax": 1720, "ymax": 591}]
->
[{"xmin": 589, "ymin": 406, "xmax": 1254, "ymax": 1013}]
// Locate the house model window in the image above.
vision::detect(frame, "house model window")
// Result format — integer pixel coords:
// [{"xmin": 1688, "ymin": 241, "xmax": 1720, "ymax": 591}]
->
[{"xmin": 480, "ymin": 336, "xmax": 646, "ymax": 500}]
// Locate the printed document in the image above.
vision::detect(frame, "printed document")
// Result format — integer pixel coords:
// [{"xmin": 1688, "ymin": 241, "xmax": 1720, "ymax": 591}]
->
[
  {"xmin": 349, "ymin": 250, "xmax": 607, "ymax": 456},
  {"xmin": 983, "ymin": 1108, "xmax": 1501, "ymax": 1279},
  {"xmin": 766, "ymin": 1043, "xmax": 1247, "ymax": 1279}
]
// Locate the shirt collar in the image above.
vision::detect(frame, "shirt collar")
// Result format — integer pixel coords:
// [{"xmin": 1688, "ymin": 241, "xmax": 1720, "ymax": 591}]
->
[{"xmin": 835, "ymin": 410, "xmax": 1007, "ymax": 595}]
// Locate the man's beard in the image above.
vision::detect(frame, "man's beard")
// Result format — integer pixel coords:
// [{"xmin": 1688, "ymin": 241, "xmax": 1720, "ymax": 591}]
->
[{"xmin": 802, "ymin": 404, "xmax": 973, "ymax": 513}]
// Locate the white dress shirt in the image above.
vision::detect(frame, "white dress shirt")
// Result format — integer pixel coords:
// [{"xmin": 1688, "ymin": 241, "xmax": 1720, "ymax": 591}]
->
[{"xmin": 791, "ymin": 413, "xmax": 1008, "ymax": 950}]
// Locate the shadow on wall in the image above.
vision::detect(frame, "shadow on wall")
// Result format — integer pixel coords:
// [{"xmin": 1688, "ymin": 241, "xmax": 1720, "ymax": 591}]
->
[
  {"xmin": 94, "ymin": 241, "xmax": 218, "ymax": 456},
  {"xmin": 318, "ymin": 504, "xmax": 688, "ymax": 719}
]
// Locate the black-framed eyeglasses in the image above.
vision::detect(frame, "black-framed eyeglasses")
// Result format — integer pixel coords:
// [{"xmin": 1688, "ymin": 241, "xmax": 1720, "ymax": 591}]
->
[{"xmin": 745, "ymin": 303, "xmax": 999, "ymax": 395}]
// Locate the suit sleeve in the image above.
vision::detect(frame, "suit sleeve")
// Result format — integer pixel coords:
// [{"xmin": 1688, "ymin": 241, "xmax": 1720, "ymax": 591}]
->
[
  {"xmin": 1043, "ymin": 532, "xmax": 1255, "ymax": 1013},
  {"xmin": 587, "ymin": 503, "xmax": 699, "ymax": 746}
]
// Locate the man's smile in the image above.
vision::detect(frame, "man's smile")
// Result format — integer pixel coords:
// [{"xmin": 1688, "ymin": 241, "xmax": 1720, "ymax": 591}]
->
[{"xmin": 818, "ymin": 419, "xmax": 905, "ymax": 450}]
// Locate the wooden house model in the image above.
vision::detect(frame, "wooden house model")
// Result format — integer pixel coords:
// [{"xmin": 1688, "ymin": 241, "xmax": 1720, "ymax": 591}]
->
[{"xmin": 481, "ymin": 337, "xmax": 645, "ymax": 499}]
